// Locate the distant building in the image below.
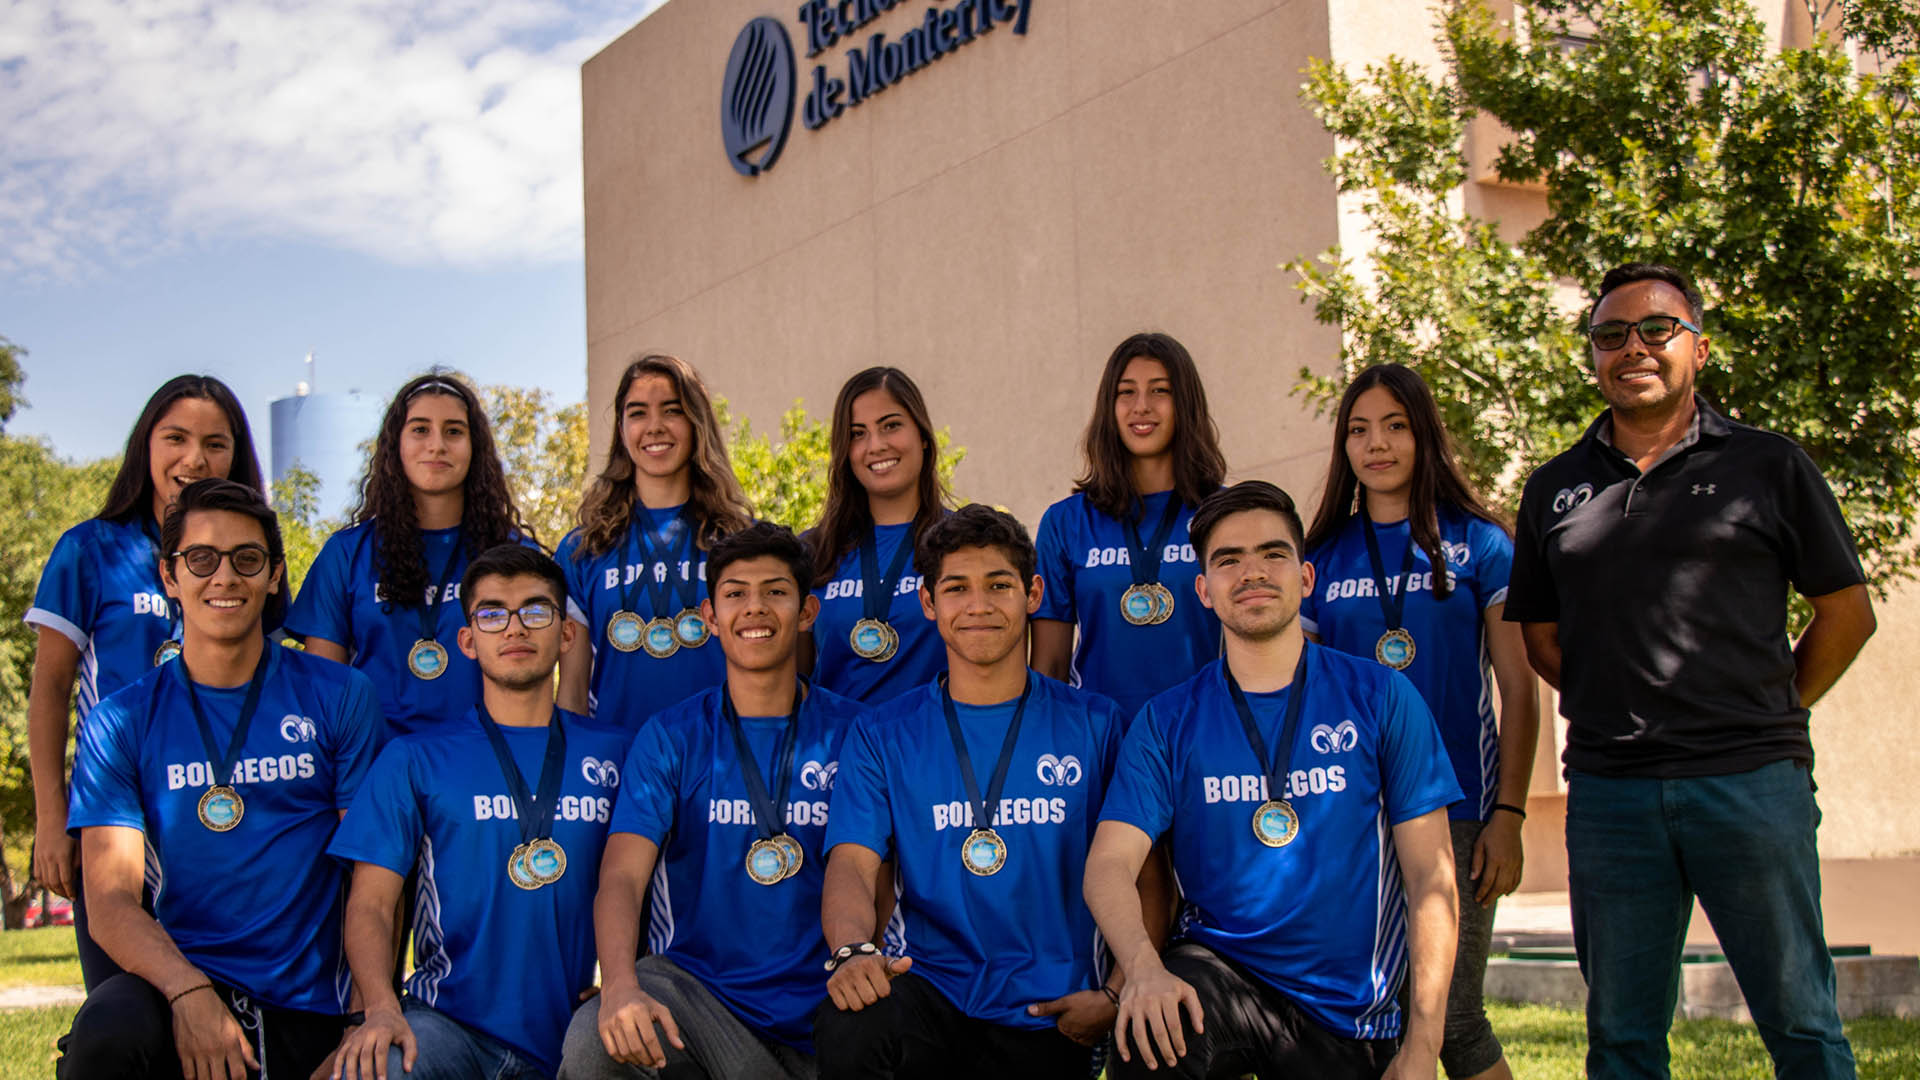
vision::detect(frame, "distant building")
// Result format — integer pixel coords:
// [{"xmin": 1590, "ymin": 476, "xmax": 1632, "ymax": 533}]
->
[{"xmin": 270, "ymin": 381, "xmax": 381, "ymax": 522}]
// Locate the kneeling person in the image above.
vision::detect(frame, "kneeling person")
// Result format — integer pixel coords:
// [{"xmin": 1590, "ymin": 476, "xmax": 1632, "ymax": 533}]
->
[
  {"xmin": 330, "ymin": 544, "xmax": 627, "ymax": 1080},
  {"xmin": 561, "ymin": 523, "xmax": 864, "ymax": 1079},
  {"xmin": 59, "ymin": 478, "xmax": 383, "ymax": 1080},
  {"xmin": 1086, "ymin": 482, "xmax": 1461, "ymax": 1080},
  {"xmin": 814, "ymin": 504, "xmax": 1128, "ymax": 1079}
]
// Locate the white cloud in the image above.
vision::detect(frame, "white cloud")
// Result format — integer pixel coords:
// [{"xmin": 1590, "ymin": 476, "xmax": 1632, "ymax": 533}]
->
[{"xmin": 0, "ymin": 0, "xmax": 664, "ymax": 278}]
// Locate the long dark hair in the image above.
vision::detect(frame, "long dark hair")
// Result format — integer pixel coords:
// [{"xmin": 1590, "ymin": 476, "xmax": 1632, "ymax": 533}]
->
[
  {"xmin": 98, "ymin": 375, "xmax": 266, "ymax": 523},
  {"xmin": 350, "ymin": 372, "xmax": 533, "ymax": 610},
  {"xmin": 574, "ymin": 354, "xmax": 752, "ymax": 558},
  {"xmin": 1072, "ymin": 332, "xmax": 1227, "ymax": 520},
  {"xmin": 807, "ymin": 367, "xmax": 950, "ymax": 586},
  {"xmin": 1303, "ymin": 363, "xmax": 1505, "ymax": 600}
]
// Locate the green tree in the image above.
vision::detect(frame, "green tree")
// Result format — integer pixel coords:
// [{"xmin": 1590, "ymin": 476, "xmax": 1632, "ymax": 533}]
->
[
  {"xmin": 1289, "ymin": 0, "xmax": 1920, "ymax": 585},
  {"xmin": 0, "ymin": 336, "xmax": 24, "ymax": 431},
  {"xmin": 271, "ymin": 463, "xmax": 337, "ymax": 595},
  {"xmin": 717, "ymin": 398, "xmax": 967, "ymax": 531},
  {"xmin": 486, "ymin": 385, "xmax": 590, "ymax": 550}
]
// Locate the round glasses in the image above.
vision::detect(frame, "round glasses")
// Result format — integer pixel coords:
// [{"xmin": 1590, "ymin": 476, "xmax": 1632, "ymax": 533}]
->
[
  {"xmin": 469, "ymin": 603, "xmax": 559, "ymax": 633},
  {"xmin": 171, "ymin": 544, "xmax": 271, "ymax": 578}
]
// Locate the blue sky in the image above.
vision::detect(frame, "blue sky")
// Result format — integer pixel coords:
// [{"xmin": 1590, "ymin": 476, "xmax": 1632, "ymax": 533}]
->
[{"xmin": 2, "ymin": 0, "xmax": 667, "ymax": 463}]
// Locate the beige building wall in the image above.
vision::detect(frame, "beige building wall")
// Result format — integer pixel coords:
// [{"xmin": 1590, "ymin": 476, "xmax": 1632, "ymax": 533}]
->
[{"xmin": 583, "ymin": 0, "xmax": 1919, "ymax": 950}]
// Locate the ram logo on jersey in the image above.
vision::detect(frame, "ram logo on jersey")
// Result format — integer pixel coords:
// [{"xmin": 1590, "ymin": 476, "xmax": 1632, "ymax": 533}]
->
[
  {"xmin": 1442, "ymin": 540, "xmax": 1471, "ymax": 566},
  {"xmin": 167, "ymin": 755, "xmax": 316, "ymax": 790},
  {"xmin": 799, "ymin": 760, "xmax": 839, "ymax": 791},
  {"xmin": 1035, "ymin": 754, "xmax": 1083, "ymax": 786},
  {"xmin": 1309, "ymin": 721, "xmax": 1359, "ymax": 754},
  {"xmin": 931, "ymin": 797, "xmax": 1069, "ymax": 831},
  {"xmin": 1082, "ymin": 544, "xmax": 1197, "ymax": 569},
  {"xmin": 602, "ymin": 560, "xmax": 707, "ymax": 591},
  {"xmin": 707, "ymin": 798, "xmax": 830, "ymax": 827},
  {"xmin": 473, "ymin": 794, "xmax": 613, "ymax": 824},
  {"xmin": 580, "ymin": 757, "xmax": 620, "ymax": 787},
  {"xmin": 279, "ymin": 715, "xmax": 317, "ymax": 743},
  {"xmin": 130, "ymin": 592, "xmax": 172, "ymax": 619},
  {"xmin": 1201, "ymin": 767, "xmax": 1347, "ymax": 804},
  {"xmin": 819, "ymin": 576, "xmax": 923, "ymax": 601},
  {"xmin": 1551, "ymin": 484, "xmax": 1595, "ymax": 514}
]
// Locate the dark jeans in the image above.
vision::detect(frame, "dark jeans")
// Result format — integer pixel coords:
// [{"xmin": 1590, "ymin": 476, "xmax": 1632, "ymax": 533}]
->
[
  {"xmin": 812, "ymin": 973, "xmax": 1091, "ymax": 1079},
  {"xmin": 56, "ymin": 973, "xmax": 345, "ymax": 1080},
  {"xmin": 1106, "ymin": 943, "xmax": 1397, "ymax": 1080},
  {"xmin": 1567, "ymin": 759, "xmax": 1855, "ymax": 1080},
  {"xmin": 391, "ymin": 1000, "xmax": 547, "ymax": 1080}
]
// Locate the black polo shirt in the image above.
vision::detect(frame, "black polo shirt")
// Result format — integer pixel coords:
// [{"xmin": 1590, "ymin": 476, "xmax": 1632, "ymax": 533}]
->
[{"xmin": 1505, "ymin": 397, "xmax": 1864, "ymax": 778}]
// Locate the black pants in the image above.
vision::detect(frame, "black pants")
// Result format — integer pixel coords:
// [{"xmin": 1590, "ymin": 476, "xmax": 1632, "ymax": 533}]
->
[
  {"xmin": 812, "ymin": 973, "xmax": 1092, "ymax": 1079},
  {"xmin": 1106, "ymin": 943, "xmax": 1398, "ymax": 1080},
  {"xmin": 57, "ymin": 973, "xmax": 346, "ymax": 1080}
]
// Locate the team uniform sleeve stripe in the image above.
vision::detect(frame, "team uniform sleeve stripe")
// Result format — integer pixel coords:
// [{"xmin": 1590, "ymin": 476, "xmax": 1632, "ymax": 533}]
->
[
  {"xmin": 65, "ymin": 811, "xmax": 148, "ymax": 833},
  {"xmin": 1481, "ymin": 585, "xmax": 1508, "ymax": 609},
  {"xmin": 325, "ymin": 842, "xmax": 416, "ymax": 878},
  {"xmin": 566, "ymin": 596, "xmax": 591, "ymax": 626},
  {"xmin": 1298, "ymin": 614, "xmax": 1320, "ymax": 635},
  {"xmin": 23, "ymin": 607, "xmax": 88, "ymax": 652}
]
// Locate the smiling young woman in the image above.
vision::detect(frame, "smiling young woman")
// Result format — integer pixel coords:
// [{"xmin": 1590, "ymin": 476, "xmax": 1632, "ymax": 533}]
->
[
  {"xmin": 285, "ymin": 372, "xmax": 538, "ymax": 739},
  {"xmin": 803, "ymin": 367, "xmax": 952, "ymax": 702},
  {"xmin": 1300, "ymin": 363, "xmax": 1538, "ymax": 1080},
  {"xmin": 23, "ymin": 374, "xmax": 268, "ymax": 991},
  {"xmin": 556, "ymin": 354, "xmax": 753, "ymax": 731}
]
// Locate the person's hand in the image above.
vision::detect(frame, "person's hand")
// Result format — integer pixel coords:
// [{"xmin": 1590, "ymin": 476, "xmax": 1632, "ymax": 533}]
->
[
  {"xmin": 1113, "ymin": 959, "xmax": 1203, "ymax": 1070},
  {"xmin": 825, "ymin": 953, "xmax": 912, "ymax": 1013},
  {"xmin": 1028, "ymin": 989, "xmax": 1118, "ymax": 1046},
  {"xmin": 333, "ymin": 1003, "xmax": 414, "ymax": 1080},
  {"xmin": 33, "ymin": 813, "xmax": 76, "ymax": 899},
  {"xmin": 1471, "ymin": 813, "xmax": 1525, "ymax": 904},
  {"xmin": 597, "ymin": 982, "xmax": 685, "ymax": 1068},
  {"xmin": 1379, "ymin": 1039, "xmax": 1439, "ymax": 1080},
  {"xmin": 171, "ymin": 984, "xmax": 258, "ymax": 1080}
]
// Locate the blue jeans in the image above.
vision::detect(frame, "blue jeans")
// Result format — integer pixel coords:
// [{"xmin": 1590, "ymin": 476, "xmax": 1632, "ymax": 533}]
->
[
  {"xmin": 393, "ymin": 1000, "xmax": 549, "ymax": 1080},
  {"xmin": 1566, "ymin": 760, "xmax": 1855, "ymax": 1080}
]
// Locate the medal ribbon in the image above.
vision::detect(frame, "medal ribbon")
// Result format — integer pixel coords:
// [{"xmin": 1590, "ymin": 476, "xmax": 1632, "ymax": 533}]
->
[
  {"xmin": 477, "ymin": 706, "xmax": 569, "ymax": 847},
  {"xmin": 857, "ymin": 526, "xmax": 916, "ymax": 623},
  {"xmin": 1225, "ymin": 645, "xmax": 1311, "ymax": 803},
  {"xmin": 940, "ymin": 675, "xmax": 1035, "ymax": 832},
  {"xmin": 141, "ymin": 517, "xmax": 183, "ymax": 646},
  {"xmin": 1359, "ymin": 506, "xmax": 1419, "ymax": 632},
  {"xmin": 625, "ymin": 504, "xmax": 699, "ymax": 615},
  {"xmin": 1121, "ymin": 495, "xmax": 1184, "ymax": 588},
  {"xmin": 180, "ymin": 647, "xmax": 272, "ymax": 790},
  {"xmin": 413, "ymin": 533, "xmax": 465, "ymax": 643},
  {"xmin": 721, "ymin": 681, "xmax": 804, "ymax": 841}
]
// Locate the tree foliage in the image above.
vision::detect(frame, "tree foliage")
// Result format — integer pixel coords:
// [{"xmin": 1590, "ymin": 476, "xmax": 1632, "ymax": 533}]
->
[
  {"xmin": 487, "ymin": 386, "xmax": 590, "ymax": 552},
  {"xmin": 1290, "ymin": 0, "xmax": 1920, "ymax": 585},
  {"xmin": 271, "ymin": 462, "xmax": 337, "ymax": 595},
  {"xmin": 717, "ymin": 398, "xmax": 967, "ymax": 531}
]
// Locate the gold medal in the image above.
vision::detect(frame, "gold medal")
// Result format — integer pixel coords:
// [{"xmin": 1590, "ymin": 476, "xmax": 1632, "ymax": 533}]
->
[
  {"xmin": 642, "ymin": 617, "xmax": 680, "ymax": 659},
  {"xmin": 197, "ymin": 785, "xmax": 244, "ymax": 832},
  {"xmin": 771, "ymin": 834, "xmax": 805, "ymax": 881},
  {"xmin": 1148, "ymin": 583, "xmax": 1176, "ymax": 624},
  {"xmin": 606, "ymin": 611, "xmax": 646, "ymax": 653},
  {"xmin": 524, "ymin": 837, "xmax": 567, "ymax": 885},
  {"xmin": 407, "ymin": 639, "xmax": 450, "ymax": 680},
  {"xmin": 1375, "ymin": 628, "xmax": 1416, "ymax": 671},
  {"xmin": 961, "ymin": 827, "xmax": 1007, "ymax": 876},
  {"xmin": 508, "ymin": 844, "xmax": 542, "ymax": 890},
  {"xmin": 1120, "ymin": 584, "xmax": 1158, "ymax": 626},
  {"xmin": 1251, "ymin": 799, "xmax": 1300, "ymax": 848},
  {"xmin": 746, "ymin": 838, "xmax": 788, "ymax": 885},
  {"xmin": 154, "ymin": 639, "xmax": 183, "ymax": 666},
  {"xmin": 673, "ymin": 608, "xmax": 711, "ymax": 649},
  {"xmin": 848, "ymin": 618, "xmax": 898, "ymax": 662}
]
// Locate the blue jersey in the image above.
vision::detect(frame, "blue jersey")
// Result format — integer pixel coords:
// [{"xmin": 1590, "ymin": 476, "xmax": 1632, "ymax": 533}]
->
[
  {"xmin": 1033, "ymin": 490, "xmax": 1221, "ymax": 719},
  {"xmin": 1302, "ymin": 508, "xmax": 1513, "ymax": 820},
  {"xmin": 556, "ymin": 507, "xmax": 724, "ymax": 731},
  {"xmin": 67, "ymin": 647, "xmax": 383, "ymax": 1013},
  {"xmin": 27, "ymin": 517, "xmax": 180, "ymax": 722},
  {"xmin": 809, "ymin": 523, "xmax": 943, "ymax": 703},
  {"xmin": 613, "ymin": 683, "xmax": 865, "ymax": 1051},
  {"xmin": 287, "ymin": 522, "xmax": 540, "ymax": 738},
  {"xmin": 1099, "ymin": 649, "xmax": 1460, "ymax": 1040},
  {"xmin": 826, "ymin": 673, "xmax": 1125, "ymax": 1028},
  {"xmin": 329, "ymin": 708, "xmax": 627, "ymax": 1077}
]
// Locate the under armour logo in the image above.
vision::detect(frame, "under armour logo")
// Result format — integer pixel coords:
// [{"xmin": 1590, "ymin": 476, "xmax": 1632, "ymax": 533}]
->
[
  {"xmin": 1036, "ymin": 754, "xmax": 1084, "ymax": 787},
  {"xmin": 1691, "ymin": 484, "xmax": 1716, "ymax": 495},
  {"xmin": 800, "ymin": 760, "xmax": 838, "ymax": 791},
  {"xmin": 1309, "ymin": 721, "xmax": 1359, "ymax": 754},
  {"xmin": 580, "ymin": 757, "xmax": 620, "ymax": 787}
]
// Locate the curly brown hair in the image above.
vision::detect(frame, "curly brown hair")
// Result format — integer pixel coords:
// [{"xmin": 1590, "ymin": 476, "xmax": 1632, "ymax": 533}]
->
[
  {"xmin": 350, "ymin": 372, "xmax": 535, "ymax": 611},
  {"xmin": 573, "ymin": 354, "xmax": 753, "ymax": 558}
]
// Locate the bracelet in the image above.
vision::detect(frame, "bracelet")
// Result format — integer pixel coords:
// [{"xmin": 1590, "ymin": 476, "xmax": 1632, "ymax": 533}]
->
[
  {"xmin": 167, "ymin": 983, "xmax": 214, "ymax": 1006},
  {"xmin": 1491, "ymin": 802, "xmax": 1527, "ymax": 821},
  {"xmin": 344, "ymin": 1010, "xmax": 367, "ymax": 1027},
  {"xmin": 824, "ymin": 941, "xmax": 880, "ymax": 972},
  {"xmin": 1101, "ymin": 985, "xmax": 1120, "ymax": 1006}
]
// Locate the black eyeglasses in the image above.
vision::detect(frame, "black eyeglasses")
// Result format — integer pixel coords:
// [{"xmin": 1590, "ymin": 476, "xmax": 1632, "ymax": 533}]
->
[
  {"xmin": 171, "ymin": 544, "xmax": 271, "ymax": 578},
  {"xmin": 469, "ymin": 602, "xmax": 559, "ymax": 633},
  {"xmin": 1587, "ymin": 315, "xmax": 1702, "ymax": 351}
]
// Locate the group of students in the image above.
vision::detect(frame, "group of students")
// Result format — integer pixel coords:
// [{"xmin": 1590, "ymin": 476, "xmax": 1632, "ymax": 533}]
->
[{"xmin": 28, "ymin": 262, "xmax": 1866, "ymax": 1080}]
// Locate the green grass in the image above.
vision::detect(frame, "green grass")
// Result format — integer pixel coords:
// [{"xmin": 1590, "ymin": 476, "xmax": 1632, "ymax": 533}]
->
[
  {"xmin": 0, "ymin": 929, "xmax": 81, "ymax": 990},
  {"xmin": 0, "ymin": 1005, "xmax": 76, "ymax": 1080}
]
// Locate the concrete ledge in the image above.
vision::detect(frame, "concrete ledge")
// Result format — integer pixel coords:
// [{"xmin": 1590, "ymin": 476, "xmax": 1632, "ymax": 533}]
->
[{"xmin": 1486, "ymin": 955, "xmax": 1920, "ymax": 1022}]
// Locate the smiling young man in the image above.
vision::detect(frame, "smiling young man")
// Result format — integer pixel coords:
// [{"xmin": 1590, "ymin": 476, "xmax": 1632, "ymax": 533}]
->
[
  {"xmin": 559, "ymin": 522, "xmax": 865, "ymax": 1080},
  {"xmin": 327, "ymin": 544, "xmax": 628, "ymax": 1080},
  {"xmin": 1084, "ymin": 481, "xmax": 1461, "ymax": 1080},
  {"xmin": 1505, "ymin": 263, "xmax": 1876, "ymax": 1080},
  {"xmin": 813, "ymin": 504, "xmax": 1128, "ymax": 1079},
  {"xmin": 58, "ymin": 478, "xmax": 383, "ymax": 1080}
]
